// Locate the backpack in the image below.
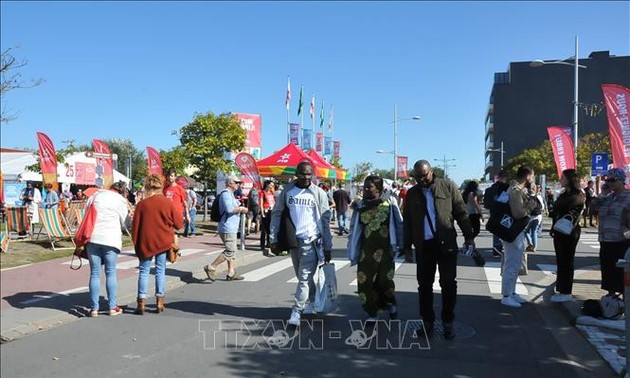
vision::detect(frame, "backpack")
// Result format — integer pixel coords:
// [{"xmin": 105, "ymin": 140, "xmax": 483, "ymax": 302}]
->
[
  {"xmin": 581, "ymin": 299, "xmax": 604, "ymax": 318},
  {"xmin": 210, "ymin": 190, "xmax": 227, "ymax": 222},
  {"xmin": 483, "ymin": 185, "xmax": 498, "ymax": 210},
  {"xmin": 601, "ymin": 294, "xmax": 624, "ymax": 319}
]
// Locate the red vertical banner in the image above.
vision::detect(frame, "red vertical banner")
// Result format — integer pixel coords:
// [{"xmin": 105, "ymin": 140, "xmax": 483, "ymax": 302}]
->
[
  {"xmin": 92, "ymin": 139, "xmax": 114, "ymax": 189},
  {"xmin": 315, "ymin": 132, "xmax": 323, "ymax": 152},
  {"xmin": 602, "ymin": 84, "xmax": 630, "ymax": 181},
  {"xmin": 235, "ymin": 152, "xmax": 262, "ymax": 190},
  {"xmin": 333, "ymin": 141, "xmax": 341, "ymax": 158},
  {"xmin": 396, "ymin": 156, "xmax": 409, "ymax": 179},
  {"xmin": 36, "ymin": 132, "xmax": 59, "ymax": 191},
  {"xmin": 146, "ymin": 146, "xmax": 163, "ymax": 176},
  {"xmin": 547, "ymin": 126, "xmax": 576, "ymax": 178},
  {"xmin": 233, "ymin": 113, "xmax": 262, "ymax": 159}
]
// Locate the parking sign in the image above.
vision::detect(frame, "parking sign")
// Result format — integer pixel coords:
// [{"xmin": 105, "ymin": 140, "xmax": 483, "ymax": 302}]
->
[{"xmin": 591, "ymin": 153, "xmax": 609, "ymax": 176}]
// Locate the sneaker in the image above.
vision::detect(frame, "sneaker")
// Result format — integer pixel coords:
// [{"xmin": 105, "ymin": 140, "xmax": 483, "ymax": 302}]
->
[
  {"xmin": 366, "ymin": 316, "xmax": 378, "ymax": 324},
  {"xmin": 550, "ymin": 293, "xmax": 574, "ymax": 303},
  {"xmin": 501, "ymin": 296, "xmax": 522, "ymax": 308},
  {"xmin": 109, "ymin": 306, "xmax": 123, "ymax": 316},
  {"xmin": 89, "ymin": 309, "xmax": 99, "ymax": 318},
  {"xmin": 288, "ymin": 310, "xmax": 301, "ymax": 326},
  {"xmin": 226, "ymin": 273, "xmax": 244, "ymax": 281},
  {"xmin": 303, "ymin": 303, "xmax": 317, "ymax": 315},
  {"xmin": 443, "ymin": 322, "xmax": 455, "ymax": 340},
  {"xmin": 526, "ymin": 245, "xmax": 534, "ymax": 252},
  {"xmin": 204, "ymin": 265, "xmax": 217, "ymax": 281},
  {"xmin": 511, "ymin": 293, "xmax": 528, "ymax": 304}
]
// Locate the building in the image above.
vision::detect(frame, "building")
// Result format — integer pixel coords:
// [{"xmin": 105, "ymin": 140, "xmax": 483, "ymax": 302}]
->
[{"xmin": 484, "ymin": 50, "xmax": 630, "ymax": 180}]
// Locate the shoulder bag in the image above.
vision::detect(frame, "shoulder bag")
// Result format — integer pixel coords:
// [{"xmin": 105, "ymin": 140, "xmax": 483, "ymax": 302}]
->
[{"xmin": 553, "ymin": 215, "xmax": 575, "ymax": 235}]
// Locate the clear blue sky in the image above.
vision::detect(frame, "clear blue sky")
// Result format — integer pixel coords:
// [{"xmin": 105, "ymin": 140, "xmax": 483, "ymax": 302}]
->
[{"xmin": 1, "ymin": 1, "xmax": 628, "ymax": 185}]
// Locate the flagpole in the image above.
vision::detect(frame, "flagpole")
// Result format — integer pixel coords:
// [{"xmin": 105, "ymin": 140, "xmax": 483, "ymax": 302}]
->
[
  {"xmin": 311, "ymin": 94, "xmax": 315, "ymax": 150},
  {"xmin": 286, "ymin": 76, "xmax": 290, "ymax": 144}
]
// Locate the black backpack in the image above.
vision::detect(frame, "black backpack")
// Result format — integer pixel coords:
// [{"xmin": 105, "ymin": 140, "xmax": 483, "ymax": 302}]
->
[{"xmin": 210, "ymin": 191, "xmax": 227, "ymax": 222}]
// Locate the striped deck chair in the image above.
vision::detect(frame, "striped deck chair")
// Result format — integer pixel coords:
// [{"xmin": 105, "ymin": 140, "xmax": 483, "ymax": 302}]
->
[
  {"xmin": 5, "ymin": 206, "xmax": 31, "ymax": 240},
  {"xmin": 37, "ymin": 208, "xmax": 75, "ymax": 250},
  {"xmin": 65, "ymin": 200, "xmax": 87, "ymax": 232},
  {"xmin": 75, "ymin": 208, "xmax": 86, "ymax": 226},
  {"xmin": 0, "ymin": 232, "xmax": 9, "ymax": 253}
]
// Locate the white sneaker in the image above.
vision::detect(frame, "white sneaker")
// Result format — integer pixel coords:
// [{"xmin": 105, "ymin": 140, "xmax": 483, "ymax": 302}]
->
[
  {"xmin": 511, "ymin": 294, "xmax": 528, "ymax": 304},
  {"xmin": 303, "ymin": 303, "xmax": 316, "ymax": 315},
  {"xmin": 287, "ymin": 310, "xmax": 301, "ymax": 326},
  {"xmin": 501, "ymin": 296, "xmax": 522, "ymax": 308},
  {"xmin": 366, "ymin": 316, "xmax": 378, "ymax": 323},
  {"xmin": 550, "ymin": 293, "xmax": 574, "ymax": 303}
]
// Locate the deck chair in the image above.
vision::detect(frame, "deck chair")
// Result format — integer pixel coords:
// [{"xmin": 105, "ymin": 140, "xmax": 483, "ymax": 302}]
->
[
  {"xmin": 37, "ymin": 208, "xmax": 75, "ymax": 250},
  {"xmin": 5, "ymin": 206, "xmax": 31, "ymax": 240},
  {"xmin": 0, "ymin": 232, "xmax": 9, "ymax": 253},
  {"xmin": 65, "ymin": 200, "xmax": 87, "ymax": 232}
]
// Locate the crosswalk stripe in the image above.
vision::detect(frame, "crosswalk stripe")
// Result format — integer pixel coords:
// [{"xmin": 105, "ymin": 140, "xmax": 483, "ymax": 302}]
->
[
  {"xmin": 286, "ymin": 260, "xmax": 351, "ymax": 283},
  {"xmin": 242, "ymin": 257, "xmax": 294, "ymax": 282},
  {"xmin": 60, "ymin": 248, "xmax": 206, "ymax": 269},
  {"xmin": 483, "ymin": 262, "xmax": 528, "ymax": 295},
  {"xmin": 349, "ymin": 262, "xmax": 404, "ymax": 286}
]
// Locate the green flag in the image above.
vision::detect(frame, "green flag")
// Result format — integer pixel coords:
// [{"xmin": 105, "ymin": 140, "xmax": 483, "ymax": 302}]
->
[
  {"xmin": 297, "ymin": 86, "xmax": 304, "ymax": 116},
  {"xmin": 319, "ymin": 101, "xmax": 325, "ymax": 128}
]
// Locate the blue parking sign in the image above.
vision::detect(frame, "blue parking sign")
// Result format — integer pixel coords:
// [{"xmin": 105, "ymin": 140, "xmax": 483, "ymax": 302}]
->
[{"xmin": 591, "ymin": 153, "xmax": 609, "ymax": 176}]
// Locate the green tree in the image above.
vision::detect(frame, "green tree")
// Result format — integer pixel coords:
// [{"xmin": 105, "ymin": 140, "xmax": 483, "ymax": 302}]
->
[
  {"xmin": 102, "ymin": 138, "xmax": 147, "ymax": 185},
  {"xmin": 372, "ymin": 168, "xmax": 394, "ymax": 180},
  {"xmin": 177, "ymin": 111, "xmax": 246, "ymax": 189},
  {"xmin": 351, "ymin": 161, "xmax": 373, "ymax": 185},
  {"xmin": 159, "ymin": 146, "xmax": 188, "ymax": 177}
]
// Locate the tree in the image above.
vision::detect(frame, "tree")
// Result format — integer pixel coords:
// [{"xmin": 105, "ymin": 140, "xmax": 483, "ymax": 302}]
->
[
  {"xmin": 102, "ymin": 138, "xmax": 147, "ymax": 186},
  {"xmin": 351, "ymin": 161, "xmax": 373, "ymax": 185},
  {"xmin": 159, "ymin": 146, "xmax": 188, "ymax": 177},
  {"xmin": 177, "ymin": 111, "xmax": 247, "ymax": 189},
  {"xmin": 1, "ymin": 46, "xmax": 44, "ymax": 123},
  {"xmin": 372, "ymin": 168, "xmax": 393, "ymax": 180}
]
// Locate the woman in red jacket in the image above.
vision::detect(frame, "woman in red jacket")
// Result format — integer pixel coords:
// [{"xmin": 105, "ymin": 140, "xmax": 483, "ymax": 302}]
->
[{"xmin": 132, "ymin": 174, "xmax": 184, "ymax": 314}]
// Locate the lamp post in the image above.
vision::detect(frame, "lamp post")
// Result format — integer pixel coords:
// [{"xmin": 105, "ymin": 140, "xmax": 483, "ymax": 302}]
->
[
  {"xmin": 434, "ymin": 156, "xmax": 456, "ymax": 179},
  {"xmin": 530, "ymin": 35, "xmax": 586, "ymax": 166},
  {"xmin": 392, "ymin": 105, "xmax": 421, "ymax": 182},
  {"xmin": 487, "ymin": 141, "xmax": 505, "ymax": 168}
]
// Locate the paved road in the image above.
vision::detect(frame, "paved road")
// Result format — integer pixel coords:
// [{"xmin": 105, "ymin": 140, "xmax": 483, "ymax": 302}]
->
[{"xmin": 0, "ymin": 224, "xmax": 615, "ymax": 377}]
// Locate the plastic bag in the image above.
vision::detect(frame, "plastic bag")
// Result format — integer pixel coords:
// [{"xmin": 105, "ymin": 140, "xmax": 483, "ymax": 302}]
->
[{"xmin": 314, "ymin": 263, "xmax": 339, "ymax": 314}]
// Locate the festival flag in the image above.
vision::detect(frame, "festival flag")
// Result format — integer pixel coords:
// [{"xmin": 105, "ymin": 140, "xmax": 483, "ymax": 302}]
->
[
  {"xmin": 289, "ymin": 123, "xmax": 301, "ymax": 145},
  {"xmin": 92, "ymin": 139, "xmax": 114, "ymax": 189},
  {"xmin": 333, "ymin": 141, "xmax": 341, "ymax": 158},
  {"xmin": 319, "ymin": 100, "xmax": 325, "ymax": 129},
  {"xmin": 328, "ymin": 105, "xmax": 334, "ymax": 132},
  {"xmin": 297, "ymin": 85, "xmax": 304, "ymax": 116},
  {"xmin": 303, "ymin": 129, "xmax": 312, "ymax": 150},
  {"xmin": 316, "ymin": 132, "xmax": 324, "ymax": 152},
  {"xmin": 285, "ymin": 76, "xmax": 291, "ymax": 111},
  {"xmin": 146, "ymin": 146, "xmax": 163, "ymax": 176},
  {"xmin": 235, "ymin": 152, "xmax": 262, "ymax": 190},
  {"xmin": 324, "ymin": 136, "xmax": 332, "ymax": 155},
  {"xmin": 310, "ymin": 95, "xmax": 315, "ymax": 119},
  {"xmin": 36, "ymin": 132, "xmax": 59, "ymax": 191},
  {"xmin": 602, "ymin": 84, "xmax": 630, "ymax": 182},
  {"xmin": 397, "ymin": 156, "xmax": 409, "ymax": 179},
  {"xmin": 547, "ymin": 126, "xmax": 576, "ymax": 178}
]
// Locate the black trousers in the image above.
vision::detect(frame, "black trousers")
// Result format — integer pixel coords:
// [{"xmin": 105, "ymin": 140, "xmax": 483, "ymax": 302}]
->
[
  {"xmin": 600, "ymin": 241, "xmax": 630, "ymax": 293},
  {"xmin": 416, "ymin": 239, "xmax": 457, "ymax": 324},
  {"xmin": 469, "ymin": 214, "xmax": 481, "ymax": 237},
  {"xmin": 552, "ymin": 227, "xmax": 580, "ymax": 294},
  {"xmin": 260, "ymin": 211, "xmax": 272, "ymax": 250}
]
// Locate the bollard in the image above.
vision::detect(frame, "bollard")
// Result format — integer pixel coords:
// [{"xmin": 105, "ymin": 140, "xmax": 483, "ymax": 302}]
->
[
  {"xmin": 616, "ymin": 246, "xmax": 630, "ymax": 378},
  {"xmin": 240, "ymin": 213, "xmax": 246, "ymax": 251}
]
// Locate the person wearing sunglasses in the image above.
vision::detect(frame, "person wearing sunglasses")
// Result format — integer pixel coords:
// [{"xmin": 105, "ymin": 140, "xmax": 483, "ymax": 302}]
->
[{"xmin": 593, "ymin": 168, "xmax": 630, "ymax": 298}]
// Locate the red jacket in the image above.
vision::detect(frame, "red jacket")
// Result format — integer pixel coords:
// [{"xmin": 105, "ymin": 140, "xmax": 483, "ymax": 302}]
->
[{"xmin": 132, "ymin": 195, "xmax": 184, "ymax": 259}]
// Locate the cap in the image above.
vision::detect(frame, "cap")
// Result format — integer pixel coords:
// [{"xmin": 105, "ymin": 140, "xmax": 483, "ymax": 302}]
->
[
  {"xmin": 226, "ymin": 175, "xmax": 242, "ymax": 184},
  {"xmin": 606, "ymin": 168, "xmax": 626, "ymax": 182}
]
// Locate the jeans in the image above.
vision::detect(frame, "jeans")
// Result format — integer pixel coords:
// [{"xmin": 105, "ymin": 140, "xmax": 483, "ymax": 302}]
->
[
  {"xmin": 184, "ymin": 208, "xmax": 197, "ymax": 236},
  {"xmin": 417, "ymin": 239, "xmax": 458, "ymax": 323},
  {"xmin": 137, "ymin": 252, "xmax": 167, "ymax": 299},
  {"xmin": 501, "ymin": 232, "xmax": 525, "ymax": 297},
  {"xmin": 493, "ymin": 234, "xmax": 503, "ymax": 251},
  {"xmin": 290, "ymin": 239, "xmax": 320, "ymax": 312},
  {"xmin": 337, "ymin": 211, "xmax": 348, "ymax": 234},
  {"xmin": 524, "ymin": 215, "xmax": 542, "ymax": 249},
  {"xmin": 260, "ymin": 211, "xmax": 272, "ymax": 250},
  {"xmin": 87, "ymin": 243, "xmax": 119, "ymax": 310}
]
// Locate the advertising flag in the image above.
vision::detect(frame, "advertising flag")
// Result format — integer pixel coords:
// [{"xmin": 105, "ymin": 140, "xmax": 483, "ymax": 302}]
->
[
  {"xmin": 235, "ymin": 152, "xmax": 262, "ymax": 191},
  {"xmin": 303, "ymin": 129, "xmax": 312, "ymax": 150},
  {"xmin": 36, "ymin": 132, "xmax": 59, "ymax": 191},
  {"xmin": 297, "ymin": 86, "xmax": 304, "ymax": 116},
  {"xmin": 289, "ymin": 123, "xmax": 301, "ymax": 145},
  {"xmin": 324, "ymin": 136, "xmax": 332, "ymax": 155},
  {"xmin": 92, "ymin": 139, "xmax": 114, "ymax": 189},
  {"xmin": 316, "ymin": 132, "xmax": 323, "ymax": 152},
  {"xmin": 602, "ymin": 84, "xmax": 630, "ymax": 181},
  {"xmin": 333, "ymin": 141, "xmax": 341, "ymax": 158},
  {"xmin": 310, "ymin": 95, "xmax": 315, "ymax": 119},
  {"xmin": 146, "ymin": 146, "xmax": 163, "ymax": 176},
  {"xmin": 547, "ymin": 126, "xmax": 576, "ymax": 178},
  {"xmin": 397, "ymin": 156, "xmax": 409, "ymax": 179},
  {"xmin": 234, "ymin": 113, "xmax": 263, "ymax": 159},
  {"xmin": 285, "ymin": 77, "xmax": 291, "ymax": 111}
]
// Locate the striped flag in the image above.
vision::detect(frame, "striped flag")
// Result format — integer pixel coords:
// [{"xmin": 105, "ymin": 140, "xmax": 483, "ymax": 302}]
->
[
  {"xmin": 328, "ymin": 105, "xmax": 334, "ymax": 132},
  {"xmin": 310, "ymin": 95, "xmax": 315, "ymax": 119},
  {"xmin": 319, "ymin": 100, "xmax": 325, "ymax": 129},
  {"xmin": 297, "ymin": 85, "xmax": 304, "ymax": 116},
  {"xmin": 285, "ymin": 76, "xmax": 291, "ymax": 110}
]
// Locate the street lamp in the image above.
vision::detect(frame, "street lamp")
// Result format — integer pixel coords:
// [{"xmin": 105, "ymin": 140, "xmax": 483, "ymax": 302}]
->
[
  {"xmin": 434, "ymin": 156, "xmax": 456, "ymax": 179},
  {"xmin": 487, "ymin": 141, "xmax": 505, "ymax": 168},
  {"xmin": 530, "ymin": 35, "xmax": 587, "ymax": 166},
  {"xmin": 392, "ymin": 105, "xmax": 421, "ymax": 182}
]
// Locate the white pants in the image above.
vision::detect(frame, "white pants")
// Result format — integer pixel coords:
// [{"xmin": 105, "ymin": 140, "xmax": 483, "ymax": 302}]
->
[{"xmin": 501, "ymin": 232, "xmax": 525, "ymax": 297}]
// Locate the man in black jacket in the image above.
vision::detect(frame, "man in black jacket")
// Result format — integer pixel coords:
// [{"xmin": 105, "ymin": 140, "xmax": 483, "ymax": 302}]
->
[
  {"xmin": 403, "ymin": 160, "xmax": 475, "ymax": 340},
  {"xmin": 483, "ymin": 170, "xmax": 510, "ymax": 257}
]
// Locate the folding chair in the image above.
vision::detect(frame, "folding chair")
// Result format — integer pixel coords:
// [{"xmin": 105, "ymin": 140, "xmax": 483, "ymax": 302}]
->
[
  {"xmin": 37, "ymin": 208, "xmax": 76, "ymax": 250},
  {"xmin": 75, "ymin": 208, "xmax": 86, "ymax": 226},
  {"xmin": 0, "ymin": 232, "xmax": 9, "ymax": 253},
  {"xmin": 65, "ymin": 200, "xmax": 87, "ymax": 232},
  {"xmin": 5, "ymin": 206, "xmax": 31, "ymax": 240}
]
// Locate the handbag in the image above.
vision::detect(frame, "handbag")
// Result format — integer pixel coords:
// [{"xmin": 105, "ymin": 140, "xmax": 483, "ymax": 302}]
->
[
  {"xmin": 70, "ymin": 197, "xmax": 99, "ymax": 270},
  {"xmin": 314, "ymin": 262, "xmax": 339, "ymax": 314},
  {"xmin": 553, "ymin": 215, "xmax": 575, "ymax": 235},
  {"xmin": 167, "ymin": 244, "xmax": 181, "ymax": 263},
  {"xmin": 485, "ymin": 196, "xmax": 530, "ymax": 242}
]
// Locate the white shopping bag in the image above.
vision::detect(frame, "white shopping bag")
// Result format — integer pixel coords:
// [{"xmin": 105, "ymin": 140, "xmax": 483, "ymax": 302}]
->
[{"xmin": 314, "ymin": 263, "xmax": 339, "ymax": 314}]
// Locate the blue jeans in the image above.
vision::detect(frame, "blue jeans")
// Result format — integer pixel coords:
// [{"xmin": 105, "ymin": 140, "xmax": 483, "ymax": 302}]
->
[
  {"xmin": 137, "ymin": 252, "xmax": 167, "ymax": 299},
  {"xmin": 524, "ymin": 216, "xmax": 542, "ymax": 249},
  {"xmin": 185, "ymin": 208, "xmax": 197, "ymax": 236},
  {"xmin": 493, "ymin": 234, "xmax": 503, "ymax": 251},
  {"xmin": 87, "ymin": 243, "xmax": 119, "ymax": 310},
  {"xmin": 337, "ymin": 211, "xmax": 348, "ymax": 233},
  {"xmin": 290, "ymin": 240, "xmax": 320, "ymax": 312}
]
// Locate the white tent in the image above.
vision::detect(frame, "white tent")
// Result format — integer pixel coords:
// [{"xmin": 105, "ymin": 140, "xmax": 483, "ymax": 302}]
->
[{"xmin": 1, "ymin": 150, "xmax": 130, "ymax": 185}]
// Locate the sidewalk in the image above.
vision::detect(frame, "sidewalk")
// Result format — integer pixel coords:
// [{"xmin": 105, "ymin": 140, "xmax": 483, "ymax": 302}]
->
[{"xmin": 0, "ymin": 232, "xmax": 269, "ymax": 343}]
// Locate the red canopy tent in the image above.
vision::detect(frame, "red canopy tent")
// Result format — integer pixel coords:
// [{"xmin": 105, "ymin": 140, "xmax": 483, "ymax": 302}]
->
[
  {"xmin": 306, "ymin": 149, "xmax": 349, "ymax": 180},
  {"xmin": 256, "ymin": 143, "xmax": 326, "ymax": 178}
]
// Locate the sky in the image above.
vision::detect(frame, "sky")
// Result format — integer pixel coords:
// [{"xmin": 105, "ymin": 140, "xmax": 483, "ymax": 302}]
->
[{"xmin": 1, "ymin": 1, "xmax": 629, "ymax": 185}]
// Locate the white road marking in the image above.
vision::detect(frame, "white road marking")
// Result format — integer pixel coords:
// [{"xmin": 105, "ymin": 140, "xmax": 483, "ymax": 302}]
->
[
  {"xmin": 242, "ymin": 258, "xmax": 294, "ymax": 282},
  {"xmin": 20, "ymin": 286, "xmax": 89, "ymax": 305},
  {"xmin": 349, "ymin": 262, "xmax": 404, "ymax": 286},
  {"xmin": 286, "ymin": 260, "xmax": 351, "ymax": 283},
  {"xmin": 483, "ymin": 262, "xmax": 528, "ymax": 295}
]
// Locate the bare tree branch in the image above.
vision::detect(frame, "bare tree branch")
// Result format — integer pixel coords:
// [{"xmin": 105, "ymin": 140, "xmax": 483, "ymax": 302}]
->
[{"xmin": 1, "ymin": 46, "xmax": 45, "ymax": 123}]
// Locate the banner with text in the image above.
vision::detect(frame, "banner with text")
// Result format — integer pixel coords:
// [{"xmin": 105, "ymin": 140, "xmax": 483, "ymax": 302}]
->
[
  {"xmin": 397, "ymin": 156, "xmax": 409, "ymax": 179},
  {"xmin": 333, "ymin": 141, "xmax": 341, "ymax": 159},
  {"xmin": 602, "ymin": 84, "xmax": 630, "ymax": 182},
  {"xmin": 316, "ymin": 132, "xmax": 323, "ymax": 152},
  {"xmin": 324, "ymin": 136, "xmax": 332, "ymax": 155},
  {"xmin": 235, "ymin": 152, "xmax": 262, "ymax": 191},
  {"xmin": 36, "ymin": 132, "xmax": 59, "ymax": 191},
  {"xmin": 75, "ymin": 162, "xmax": 96, "ymax": 185},
  {"xmin": 234, "ymin": 113, "xmax": 262, "ymax": 159},
  {"xmin": 92, "ymin": 139, "xmax": 114, "ymax": 189},
  {"xmin": 146, "ymin": 146, "xmax": 164, "ymax": 176},
  {"xmin": 289, "ymin": 123, "xmax": 301, "ymax": 145},
  {"xmin": 302, "ymin": 129, "xmax": 312, "ymax": 150},
  {"xmin": 547, "ymin": 126, "xmax": 576, "ymax": 178}
]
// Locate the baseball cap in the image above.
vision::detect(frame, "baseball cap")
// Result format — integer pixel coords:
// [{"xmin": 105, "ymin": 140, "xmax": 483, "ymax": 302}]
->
[{"xmin": 226, "ymin": 175, "xmax": 242, "ymax": 184}]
